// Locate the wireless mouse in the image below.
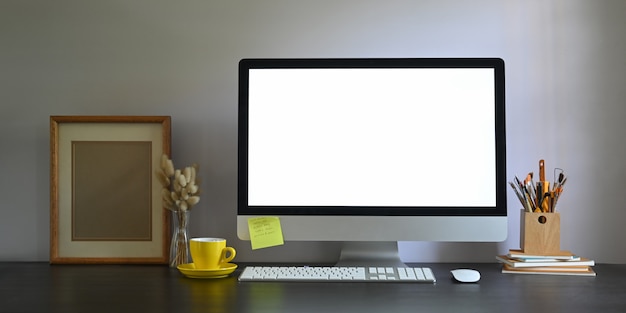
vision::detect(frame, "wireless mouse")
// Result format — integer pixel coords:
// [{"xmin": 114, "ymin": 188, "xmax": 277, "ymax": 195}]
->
[{"xmin": 450, "ymin": 268, "xmax": 481, "ymax": 283}]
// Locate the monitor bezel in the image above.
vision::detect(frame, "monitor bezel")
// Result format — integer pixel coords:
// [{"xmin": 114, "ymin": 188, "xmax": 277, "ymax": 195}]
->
[{"xmin": 238, "ymin": 58, "xmax": 506, "ymax": 217}]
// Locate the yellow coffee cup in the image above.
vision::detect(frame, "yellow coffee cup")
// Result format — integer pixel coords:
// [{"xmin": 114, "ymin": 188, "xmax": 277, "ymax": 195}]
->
[{"xmin": 189, "ymin": 237, "xmax": 236, "ymax": 269}]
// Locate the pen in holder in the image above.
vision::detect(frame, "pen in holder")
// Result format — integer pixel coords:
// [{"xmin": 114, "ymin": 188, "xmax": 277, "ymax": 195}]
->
[{"xmin": 520, "ymin": 209, "xmax": 562, "ymax": 255}]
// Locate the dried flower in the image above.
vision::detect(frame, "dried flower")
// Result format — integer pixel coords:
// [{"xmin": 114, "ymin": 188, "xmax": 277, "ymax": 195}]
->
[{"xmin": 157, "ymin": 154, "xmax": 201, "ymax": 212}]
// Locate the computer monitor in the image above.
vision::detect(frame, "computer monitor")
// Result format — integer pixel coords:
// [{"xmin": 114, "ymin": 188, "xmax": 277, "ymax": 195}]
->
[{"xmin": 237, "ymin": 58, "xmax": 507, "ymax": 266}]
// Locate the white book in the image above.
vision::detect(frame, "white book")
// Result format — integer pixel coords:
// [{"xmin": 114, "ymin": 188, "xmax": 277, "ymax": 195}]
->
[
  {"xmin": 507, "ymin": 249, "xmax": 578, "ymax": 260},
  {"xmin": 515, "ymin": 256, "xmax": 581, "ymax": 262},
  {"xmin": 496, "ymin": 255, "xmax": 595, "ymax": 268}
]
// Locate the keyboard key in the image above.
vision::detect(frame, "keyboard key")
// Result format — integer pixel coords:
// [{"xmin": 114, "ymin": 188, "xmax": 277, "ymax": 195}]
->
[
  {"xmin": 423, "ymin": 268, "xmax": 436, "ymax": 281},
  {"xmin": 414, "ymin": 268, "xmax": 426, "ymax": 280}
]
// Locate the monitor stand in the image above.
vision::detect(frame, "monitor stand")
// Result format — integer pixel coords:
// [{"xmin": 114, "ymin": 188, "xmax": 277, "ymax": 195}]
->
[{"xmin": 335, "ymin": 241, "xmax": 406, "ymax": 267}]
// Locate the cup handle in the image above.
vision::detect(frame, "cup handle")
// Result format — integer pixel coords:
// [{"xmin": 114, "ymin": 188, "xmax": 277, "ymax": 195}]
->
[{"xmin": 221, "ymin": 247, "xmax": 236, "ymax": 263}]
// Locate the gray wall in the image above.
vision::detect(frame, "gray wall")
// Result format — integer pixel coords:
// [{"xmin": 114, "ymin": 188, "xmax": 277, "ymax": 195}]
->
[{"xmin": 1, "ymin": 0, "xmax": 625, "ymax": 263}]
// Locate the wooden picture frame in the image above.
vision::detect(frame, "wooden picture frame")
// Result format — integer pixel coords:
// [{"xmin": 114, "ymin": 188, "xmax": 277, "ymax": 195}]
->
[{"xmin": 50, "ymin": 116, "xmax": 171, "ymax": 264}]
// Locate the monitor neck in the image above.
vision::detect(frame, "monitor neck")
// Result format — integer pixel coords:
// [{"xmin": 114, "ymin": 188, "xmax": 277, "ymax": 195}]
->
[{"xmin": 335, "ymin": 241, "xmax": 406, "ymax": 267}]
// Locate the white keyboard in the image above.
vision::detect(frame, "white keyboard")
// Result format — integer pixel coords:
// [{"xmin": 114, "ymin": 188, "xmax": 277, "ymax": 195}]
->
[{"xmin": 238, "ymin": 266, "xmax": 436, "ymax": 283}]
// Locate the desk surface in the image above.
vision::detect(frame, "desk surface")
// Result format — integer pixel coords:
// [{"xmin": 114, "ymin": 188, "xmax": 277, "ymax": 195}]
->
[{"xmin": 1, "ymin": 262, "xmax": 625, "ymax": 313}]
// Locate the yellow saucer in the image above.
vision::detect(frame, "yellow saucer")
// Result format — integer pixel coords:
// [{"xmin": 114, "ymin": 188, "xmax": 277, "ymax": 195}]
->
[{"xmin": 177, "ymin": 263, "xmax": 238, "ymax": 279}]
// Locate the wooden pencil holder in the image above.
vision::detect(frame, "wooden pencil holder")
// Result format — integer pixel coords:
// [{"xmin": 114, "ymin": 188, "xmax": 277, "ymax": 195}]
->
[{"xmin": 520, "ymin": 210, "xmax": 561, "ymax": 255}]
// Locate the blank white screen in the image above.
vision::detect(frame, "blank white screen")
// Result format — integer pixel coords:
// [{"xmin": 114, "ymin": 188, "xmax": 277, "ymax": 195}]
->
[{"xmin": 247, "ymin": 68, "xmax": 496, "ymax": 207}]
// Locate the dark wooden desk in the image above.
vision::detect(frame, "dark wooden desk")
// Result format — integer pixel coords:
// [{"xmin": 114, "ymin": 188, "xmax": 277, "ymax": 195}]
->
[{"xmin": 1, "ymin": 262, "xmax": 625, "ymax": 313}]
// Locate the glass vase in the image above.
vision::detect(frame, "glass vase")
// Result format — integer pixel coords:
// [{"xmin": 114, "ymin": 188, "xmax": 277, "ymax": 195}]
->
[{"xmin": 169, "ymin": 210, "xmax": 190, "ymax": 267}]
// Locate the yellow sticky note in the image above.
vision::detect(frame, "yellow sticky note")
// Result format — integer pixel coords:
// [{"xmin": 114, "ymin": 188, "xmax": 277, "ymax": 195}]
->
[{"xmin": 248, "ymin": 217, "xmax": 284, "ymax": 250}]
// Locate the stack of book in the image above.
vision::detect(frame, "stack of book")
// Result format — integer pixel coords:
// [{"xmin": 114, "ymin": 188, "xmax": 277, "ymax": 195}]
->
[{"xmin": 496, "ymin": 250, "xmax": 596, "ymax": 276}]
